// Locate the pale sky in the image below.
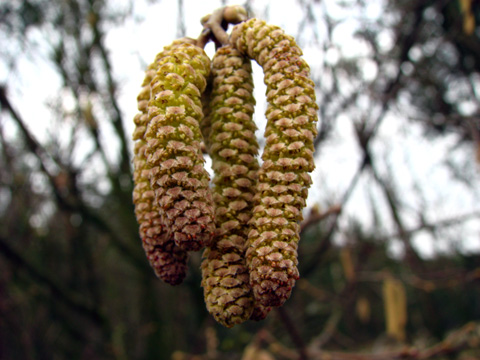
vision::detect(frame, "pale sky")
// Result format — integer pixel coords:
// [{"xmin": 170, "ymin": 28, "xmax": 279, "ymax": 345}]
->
[{"xmin": 2, "ymin": 0, "xmax": 479, "ymax": 257}]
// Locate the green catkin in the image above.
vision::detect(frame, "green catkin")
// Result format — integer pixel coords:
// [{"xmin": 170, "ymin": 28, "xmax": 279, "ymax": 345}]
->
[
  {"xmin": 145, "ymin": 40, "xmax": 215, "ymax": 253},
  {"xmin": 230, "ymin": 19, "xmax": 318, "ymax": 307},
  {"xmin": 201, "ymin": 45, "xmax": 259, "ymax": 327},
  {"xmin": 132, "ymin": 59, "xmax": 188, "ymax": 285}
]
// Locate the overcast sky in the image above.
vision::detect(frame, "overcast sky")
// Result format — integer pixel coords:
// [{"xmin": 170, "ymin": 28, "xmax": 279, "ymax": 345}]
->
[{"xmin": 2, "ymin": 0, "xmax": 479, "ymax": 257}]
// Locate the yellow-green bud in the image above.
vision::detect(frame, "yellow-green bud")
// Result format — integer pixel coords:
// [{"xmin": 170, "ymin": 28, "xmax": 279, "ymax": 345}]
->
[
  {"xmin": 201, "ymin": 45, "xmax": 258, "ymax": 327},
  {"xmin": 132, "ymin": 53, "xmax": 188, "ymax": 285},
  {"xmin": 145, "ymin": 41, "xmax": 215, "ymax": 253},
  {"xmin": 231, "ymin": 18, "xmax": 318, "ymax": 307}
]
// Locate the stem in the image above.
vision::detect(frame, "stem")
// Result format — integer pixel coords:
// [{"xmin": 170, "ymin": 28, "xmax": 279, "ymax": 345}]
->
[
  {"xmin": 276, "ymin": 307, "xmax": 308, "ymax": 360},
  {"xmin": 196, "ymin": 5, "xmax": 248, "ymax": 49}
]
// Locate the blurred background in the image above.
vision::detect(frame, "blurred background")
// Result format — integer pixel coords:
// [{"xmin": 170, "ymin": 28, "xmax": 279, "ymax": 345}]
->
[{"xmin": 0, "ymin": 0, "xmax": 480, "ymax": 359}]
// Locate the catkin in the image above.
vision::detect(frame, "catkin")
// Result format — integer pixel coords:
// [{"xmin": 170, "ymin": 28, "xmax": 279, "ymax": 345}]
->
[
  {"xmin": 132, "ymin": 59, "xmax": 188, "ymax": 285},
  {"xmin": 201, "ymin": 45, "xmax": 259, "ymax": 327},
  {"xmin": 145, "ymin": 40, "xmax": 215, "ymax": 253},
  {"xmin": 230, "ymin": 18, "xmax": 318, "ymax": 307}
]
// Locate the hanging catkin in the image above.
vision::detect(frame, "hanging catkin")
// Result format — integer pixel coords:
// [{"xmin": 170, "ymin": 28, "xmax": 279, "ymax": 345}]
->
[
  {"xmin": 201, "ymin": 45, "xmax": 259, "ymax": 327},
  {"xmin": 230, "ymin": 18, "xmax": 318, "ymax": 307},
  {"xmin": 144, "ymin": 39, "xmax": 215, "ymax": 253},
  {"xmin": 132, "ymin": 58, "xmax": 188, "ymax": 285},
  {"xmin": 131, "ymin": 6, "xmax": 319, "ymax": 323}
]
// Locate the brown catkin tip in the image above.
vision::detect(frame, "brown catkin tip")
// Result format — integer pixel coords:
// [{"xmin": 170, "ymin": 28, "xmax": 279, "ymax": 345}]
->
[
  {"xmin": 230, "ymin": 19, "xmax": 318, "ymax": 307},
  {"xmin": 145, "ymin": 41, "xmax": 215, "ymax": 253},
  {"xmin": 201, "ymin": 45, "xmax": 262, "ymax": 327},
  {"xmin": 132, "ymin": 47, "xmax": 190, "ymax": 285},
  {"xmin": 250, "ymin": 304, "xmax": 272, "ymax": 321},
  {"xmin": 144, "ymin": 240, "xmax": 188, "ymax": 285}
]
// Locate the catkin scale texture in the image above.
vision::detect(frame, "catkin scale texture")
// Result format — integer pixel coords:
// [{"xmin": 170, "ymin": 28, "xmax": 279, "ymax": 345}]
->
[
  {"xmin": 132, "ymin": 51, "xmax": 188, "ymax": 285},
  {"xmin": 231, "ymin": 19, "xmax": 318, "ymax": 307},
  {"xmin": 201, "ymin": 45, "xmax": 260, "ymax": 327},
  {"xmin": 145, "ymin": 42, "xmax": 215, "ymax": 253}
]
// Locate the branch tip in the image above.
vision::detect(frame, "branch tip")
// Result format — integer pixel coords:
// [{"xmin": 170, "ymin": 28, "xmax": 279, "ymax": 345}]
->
[{"xmin": 196, "ymin": 5, "xmax": 249, "ymax": 49}]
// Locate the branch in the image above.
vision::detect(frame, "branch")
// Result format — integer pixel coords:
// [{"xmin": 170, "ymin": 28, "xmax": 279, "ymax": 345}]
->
[
  {"xmin": 300, "ymin": 204, "xmax": 342, "ymax": 234},
  {"xmin": 302, "ymin": 14, "xmax": 417, "ymax": 276},
  {"xmin": 270, "ymin": 321, "xmax": 480, "ymax": 360},
  {"xmin": 308, "ymin": 307, "xmax": 343, "ymax": 349},
  {"xmin": 383, "ymin": 210, "xmax": 480, "ymax": 243},
  {"xmin": 369, "ymin": 164, "xmax": 424, "ymax": 271},
  {"xmin": 356, "ymin": 265, "xmax": 480, "ymax": 292},
  {"xmin": 0, "ymin": 236, "xmax": 105, "ymax": 326},
  {"xmin": 0, "ymin": 85, "xmax": 149, "ymax": 273},
  {"xmin": 308, "ymin": 321, "xmax": 480, "ymax": 359},
  {"xmin": 276, "ymin": 307, "xmax": 308, "ymax": 360},
  {"xmin": 197, "ymin": 5, "xmax": 248, "ymax": 48},
  {"xmin": 89, "ymin": 3, "xmax": 132, "ymax": 179},
  {"xmin": 0, "ymin": 86, "xmax": 59, "ymax": 174}
]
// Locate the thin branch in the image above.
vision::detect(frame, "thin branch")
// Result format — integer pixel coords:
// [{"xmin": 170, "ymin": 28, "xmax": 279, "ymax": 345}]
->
[
  {"xmin": 89, "ymin": 2, "xmax": 132, "ymax": 179},
  {"xmin": 369, "ymin": 163, "xmax": 424, "ymax": 271},
  {"xmin": 0, "ymin": 86, "xmax": 149, "ymax": 272},
  {"xmin": 266, "ymin": 321, "xmax": 480, "ymax": 360},
  {"xmin": 0, "ymin": 86, "xmax": 58, "ymax": 171},
  {"xmin": 0, "ymin": 236, "xmax": 105, "ymax": 326},
  {"xmin": 276, "ymin": 307, "xmax": 308, "ymax": 360},
  {"xmin": 198, "ymin": 7, "xmax": 229, "ymax": 48},
  {"xmin": 255, "ymin": 329, "xmax": 300, "ymax": 360},
  {"xmin": 308, "ymin": 307, "xmax": 343, "ymax": 349},
  {"xmin": 197, "ymin": 5, "xmax": 248, "ymax": 49},
  {"xmin": 300, "ymin": 204, "xmax": 342, "ymax": 234},
  {"xmin": 383, "ymin": 210, "xmax": 480, "ymax": 242},
  {"xmin": 303, "ymin": 13, "xmax": 415, "ymax": 276},
  {"xmin": 357, "ymin": 265, "xmax": 480, "ymax": 292}
]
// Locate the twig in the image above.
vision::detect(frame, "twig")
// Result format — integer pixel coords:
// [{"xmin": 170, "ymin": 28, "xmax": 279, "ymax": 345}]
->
[
  {"xmin": 197, "ymin": 5, "xmax": 248, "ymax": 49},
  {"xmin": 300, "ymin": 204, "xmax": 342, "ymax": 234},
  {"xmin": 276, "ymin": 307, "xmax": 308, "ymax": 360},
  {"xmin": 369, "ymin": 163, "xmax": 424, "ymax": 272},
  {"xmin": 302, "ymin": 33, "xmax": 409, "ymax": 278},
  {"xmin": 308, "ymin": 322, "xmax": 480, "ymax": 360},
  {"xmin": 258, "ymin": 329, "xmax": 302, "ymax": 360},
  {"xmin": 0, "ymin": 85, "xmax": 149, "ymax": 272},
  {"xmin": 89, "ymin": 6, "xmax": 132, "ymax": 180},
  {"xmin": 0, "ymin": 86, "xmax": 59, "ymax": 174},
  {"xmin": 380, "ymin": 210, "xmax": 480, "ymax": 243},
  {"xmin": 309, "ymin": 307, "xmax": 343, "ymax": 349},
  {"xmin": 204, "ymin": 8, "xmax": 229, "ymax": 46},
  {"xmin": 297, "ymin": 278, "xmax": 334, "ymax": 302},
  {"xmin": 418, "ymin": 321, "xmax": 479, "ymax": 359},
  {"xmin": 0, "ymin": 235, "xmax": 105, "ymax": 326}
]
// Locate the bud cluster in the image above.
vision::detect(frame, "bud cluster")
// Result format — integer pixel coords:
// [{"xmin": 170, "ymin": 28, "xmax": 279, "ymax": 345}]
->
[
  {"xmin": 132, "ymin": 39, "xmax": 215, "ymax": 285},
  {"xmin": 201, "ymin": 45, "xmax": 261, "ymax": 327},
  {"xmin": 132, "ymin": 55, "xmax": 188, "ymax": 285},
  {"xmin": 231, "ymin": 18, "xmax": 318, "ymax": 307},
  {"xmin": 132, "ymin": 10, "xmax": 318, "ymax": 326},
  {"xmin": 145, "ymin": 41, "xmax": 215, "ymax": 253}
]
